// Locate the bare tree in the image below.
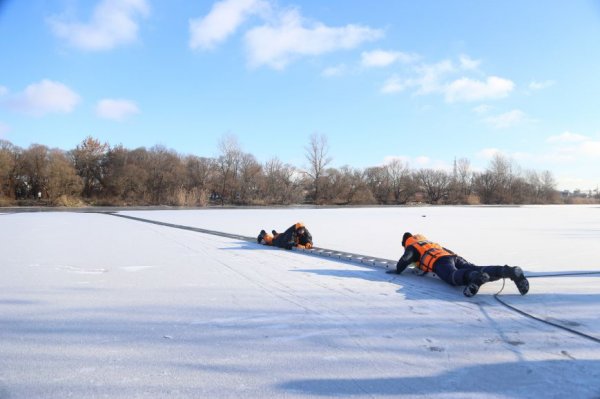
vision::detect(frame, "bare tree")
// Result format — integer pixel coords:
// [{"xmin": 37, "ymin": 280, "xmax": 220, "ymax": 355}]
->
[
  {"xmin": 146, "ymin": 145, "xmax": 183, "ymax": 205},
  {"xmin": 385, "ymin": 158, "xmax": 413, "ymax": 204},
  {"xmin": 449, "ymin": 157, "xmax": 472, "ymax": 203},
  {"xmin": 304, "ymin": 133, "xmax": 332, "ymax": 204},
  {"xmin": 19, "ymin": 144, "xmax": 51, "ymax": 200},
  {"xmin": 416, "ymin": 168, "xmax": 451, "ymax": 204},
  {"xmin": 70, "ymin": 136, "xmax": 109, "ymax": 197},
  {"xmin": 0, "ymin": 140, "xmax": 20, "ymax": 200},
  {"xmin": 237, "ymin": 153, "xmax": 262, "ymax": 204},
  {"xmin": 263, "ymin": 158, "xmax": 302, "ymax": 204},
  {"xmin": 364, "ymin": 166, "xmax": 391, "ymax": 204},
  {"xmin": 214, "ymin": 134, "xmax": 242, "ymax": 205},
  {"xmin": 472, "ymin": 171, "xmax": 497, "ymax": 204},
  {"xmin": 46, "ymin": 149, "xmax": 83, "ymax": 203}
]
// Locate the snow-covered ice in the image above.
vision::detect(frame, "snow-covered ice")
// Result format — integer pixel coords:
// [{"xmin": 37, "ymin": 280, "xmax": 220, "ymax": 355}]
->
[{"xmin": 1, "ymin": 206, "xmax": 599, "ymax": 398}]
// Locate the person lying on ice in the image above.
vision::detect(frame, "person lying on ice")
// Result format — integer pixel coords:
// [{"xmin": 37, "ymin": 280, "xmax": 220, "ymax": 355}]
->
[
  {"xmin": 257, "ymin": 222, "xmax": 313, "ymax": 250},
  {"xmin": 386, "ymin": 232, "xmax": 529, "ymax": 297}
]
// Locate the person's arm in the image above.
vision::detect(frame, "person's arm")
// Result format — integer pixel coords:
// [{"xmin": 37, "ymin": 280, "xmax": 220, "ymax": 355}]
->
[
  {"xmin": 387, "ymin": 246, "xmax": 419, "ymax": 274},
  {"xmin": 298, "ymin": 229, "xmax": 313, "ymax": 248}
]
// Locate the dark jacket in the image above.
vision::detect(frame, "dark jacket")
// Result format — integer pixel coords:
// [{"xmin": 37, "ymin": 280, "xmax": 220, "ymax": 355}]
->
[{"xmin": 272, "ymin": 224, "xmax": 313, "ymax": 250}]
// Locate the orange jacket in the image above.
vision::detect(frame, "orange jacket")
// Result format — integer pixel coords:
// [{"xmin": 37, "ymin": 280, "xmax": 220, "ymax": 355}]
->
[{"xmin": 405, "ymin": 234, "xmax": 453, "ymax": 272}]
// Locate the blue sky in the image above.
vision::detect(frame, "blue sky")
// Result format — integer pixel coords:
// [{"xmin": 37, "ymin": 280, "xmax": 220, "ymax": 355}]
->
[{"xmin": 1, "ymin": 0, "xmax": 599, "ymax": 191}]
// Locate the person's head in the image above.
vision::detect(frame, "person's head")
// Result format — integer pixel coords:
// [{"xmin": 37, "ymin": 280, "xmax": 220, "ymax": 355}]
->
[
  {"xmin": 402, "ymin": 232, "xmax": 413, "ymax": 247},
  {"xmin": 295, "ymin": 222, "xmax": 305, "ymax": 235}
]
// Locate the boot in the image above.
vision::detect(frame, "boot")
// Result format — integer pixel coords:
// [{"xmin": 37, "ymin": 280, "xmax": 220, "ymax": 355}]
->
[
  {"xmin": 257, "ymin": 230, "xmax": 266, "ymax": 243},
  {"xmin": 272, "ymin": 230, "xmax": 278, "ymax": 236},
  {"xmin": 463, "ymin": 272, "xmax": 490, "ymax": 297},
  {"xmin": 510, "ymin": 266, "xmax": 529, "ymax": 295}
]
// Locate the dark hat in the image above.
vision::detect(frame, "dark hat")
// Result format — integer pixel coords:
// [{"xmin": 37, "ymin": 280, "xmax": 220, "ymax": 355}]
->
[{"xmin": 402, "ymin": 232, "xmax": 412, "ymax": 247}]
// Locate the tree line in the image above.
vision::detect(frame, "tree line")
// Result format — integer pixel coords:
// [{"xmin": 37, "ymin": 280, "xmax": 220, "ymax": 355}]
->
[{"xmin": 0, "ymin": 133, "xmax": 581, "ymax": 207}]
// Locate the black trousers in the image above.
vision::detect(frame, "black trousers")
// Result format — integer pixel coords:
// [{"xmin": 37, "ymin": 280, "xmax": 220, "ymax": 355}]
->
[{"xmin": 433, "ymin": 256, "xmax": 509, "ymax": 286}]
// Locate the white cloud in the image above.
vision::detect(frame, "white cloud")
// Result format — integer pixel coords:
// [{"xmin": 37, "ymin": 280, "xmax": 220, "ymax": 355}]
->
[
  {"xmin": 413, "ymin": 60, "xmax": 455, "ymax": 95},
  {"xmin": 380, "ymin": 56, "xmax": 515, "ymax": 105},
  {"xmin": 244, "ymin": 8, "xmax": 383, "ymax": 69},
  {"xmin": 96, "ymin": 98, "xmax": 139, "ymax": 121},
  {"xmin": 473, "ymin": 104, "xmax": 492, "ymax": 114},
  {"xmin": 444, "ymin": 76, "xmax": 514, "ymax": 103},
  {"xmin": 48, "ymin": 0, "xmax": 149, "ymax": 51},
  {"xmin": 529, "ymin": 80, "xmax": 555, "ymax": 90},
  {"xmin": 380, "ymin": 76, "xmax": 407, "ymax": 94},
  {"xmin": 381, "ymin": 155, "xmax": 449, "ymax": 170},
  {"xmin": 321, "ymin": 64, "xmax": 347, "ymax": 77},
  {"xmin": 547, "ymin": 131, "xmax": 588, "ymax": 143},
  {"xmin": 581, "ymin": 140, "xmax": 600, "ymax": 157},
  {"xmin": 458, "ymin": 54, "xmax": 481, "ymax": 70},
  {"xmin": 361, "ymin": 49, "xmax": 419, "ymax": 68},
  {"xmin": 477, "ymin": 148, "xmax": 503, "ymax": 159},
  {"xmin": 484, "ymin": 109, "xmax": 527, "ymax": 129},
  {"xmin": 8, "ymin": 79, "xmax": 80, "ymax": 116},
  {"xmin": 189, "ymin": 0, "xmax": 268, "ymax": 50}
]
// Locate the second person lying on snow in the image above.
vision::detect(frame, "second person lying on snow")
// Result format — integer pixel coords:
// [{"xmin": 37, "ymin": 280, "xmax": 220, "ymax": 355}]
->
[{"xmin": 257, "ymin": 222, "xmax": 313, "ymax": 250}]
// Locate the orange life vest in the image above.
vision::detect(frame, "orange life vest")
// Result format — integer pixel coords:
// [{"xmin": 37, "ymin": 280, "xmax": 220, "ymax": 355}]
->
[
  {"xmin": 262, "ymin": 233, "xmax": 274, "ymax": 245},
  {"xmin": 404, "ymin": 234, "xmax": 453, "ymax": 272}
]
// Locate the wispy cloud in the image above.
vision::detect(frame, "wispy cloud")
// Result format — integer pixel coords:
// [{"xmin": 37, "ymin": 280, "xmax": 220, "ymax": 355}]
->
[
  {"xmin": 189, "ymin": 0, "xmax": 268, "ymax": 50},
  {"xmin": 244, "ymin": 8, "xmax": 383, "ymax": 70},
  {"xmin": 0, "ymin": 86, "xmax": 7, "ymax": 96},
  {"xmin": 6, "ymin": 80, "xmax": 80, "ymax": 116},
  {"xmin": 483, "ymin": 109, "xmax": 527, "ymax": 129},
  {"xmin": 547, "ymin": 131, "xmax": 588, "ymax": 143},
  {"xmin": 529, "ymin": 80, "xmax": 555, "ymax": 90},
  {"xmin": 477, "ymin": 147, "xmax": 503, "ymax": 159},
  {"xmin": 190, "ymin": 1, "xmax": 383, "ymax": 69},
  {"xmin": 48, "ymin": 0, "xmax": 150, "ymax": 51},
  {"xmin": 361, "ymin": 49, "xmax": 419, "ymax": 68},
  {"xmin": 380, "ymin": 76, "xmax": 407, "ymax": 94},
  {"xmin": 321, "ymin": 64, "xmax": 348, "ymax": 77},
  {"xmin": 445, "ymin": 76, "xmax": 514, "ymax": 103},
  {"xmin": 546, "ymin": 131, "xmax": 600, "ymax": 158},
  {"xmin": 458, "ymin": 54, "xmax": 481, "ymax": 70},
  {"xmin": 96, "ymin": 99, "xmax": 139, "ymax": 121},
  {"xmin": 382, "ymin": 155, "xmax": 450, "ymax": 170},
  {"xmin": 473, "ymin": 104, "xmax": 492, "ymax": 114},
  {"xmin": 379, "ymin": 55, "xmax": 515, "ymax": 103}
]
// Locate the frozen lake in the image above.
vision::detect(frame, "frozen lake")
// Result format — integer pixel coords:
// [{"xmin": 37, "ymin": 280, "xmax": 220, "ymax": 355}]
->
[{"xmin": 1, "ymin": 206, "xmax": 599, "ymax": 398}]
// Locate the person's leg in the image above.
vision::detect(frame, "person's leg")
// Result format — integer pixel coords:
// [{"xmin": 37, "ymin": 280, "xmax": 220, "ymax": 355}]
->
[
  {"xmin": 454, "ymin": 256, "xmax": 491, "ymax": 297},
  {"xmin": 433, "ymin": 257, "xmax": 463, "ymax": 286},
  {"xmin": 457, "ymin": 258, "xmax": 529, "ymax": 295}
]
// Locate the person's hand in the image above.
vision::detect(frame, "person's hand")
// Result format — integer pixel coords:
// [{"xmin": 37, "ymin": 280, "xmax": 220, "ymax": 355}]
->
[{"xmin": 305, "ymin": 243, "xmax": 313, "ymax": 249}]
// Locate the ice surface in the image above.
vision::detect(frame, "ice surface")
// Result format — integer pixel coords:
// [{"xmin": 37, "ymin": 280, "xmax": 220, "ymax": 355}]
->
[{"xmin": 1, "ymin": 206, "xmax": 599, "ymax": 398}]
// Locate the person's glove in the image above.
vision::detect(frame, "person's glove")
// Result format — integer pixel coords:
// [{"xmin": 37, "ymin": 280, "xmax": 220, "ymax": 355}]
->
[
  {"xmin": 297, "ymin": 244, "xmax": 306, "ymax": 249},
  {"xmin": 304, "ymin": 242, "xmax": 313, "ymax": 249}
]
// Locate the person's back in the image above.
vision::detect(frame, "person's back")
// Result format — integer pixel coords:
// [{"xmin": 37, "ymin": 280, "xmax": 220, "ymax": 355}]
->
[{"xmin": 272, "ymin": 222, "xmax": 313, "ymax": 249}]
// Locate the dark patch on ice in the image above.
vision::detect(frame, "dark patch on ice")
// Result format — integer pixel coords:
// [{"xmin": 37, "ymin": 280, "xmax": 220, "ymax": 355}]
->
[
  {"xmin": 506, "ymin": 340, "xmax": 524, "ymax": 346},
  {"xmin": 0, "ymin": 299, "xmax": 39, "ymax": 305},
  {"xmin": 561, "ymin": 350, "xmax": 576, "ymax": 360},
  {"xmin": 428, "ymin": 346, "xmax": 445, "ymax": 352}
]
